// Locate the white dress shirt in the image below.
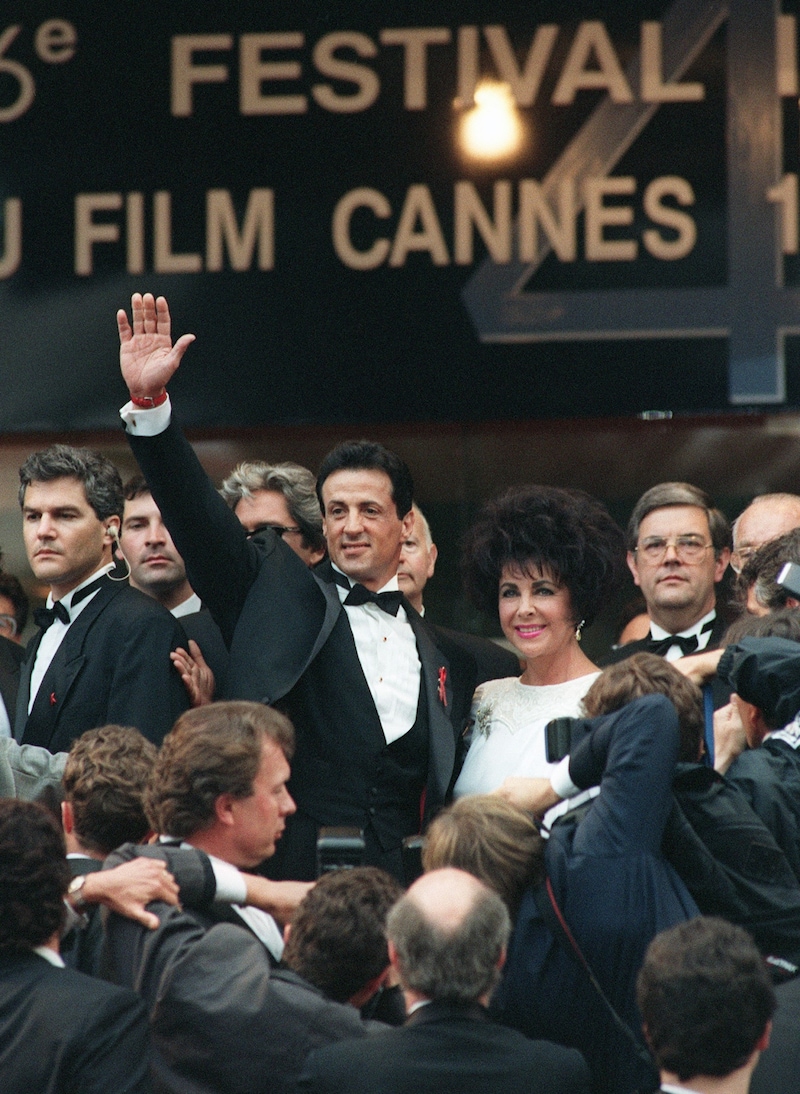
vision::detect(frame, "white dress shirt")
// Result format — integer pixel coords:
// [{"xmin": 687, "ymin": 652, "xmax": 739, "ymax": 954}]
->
[
  {"xmin": 29, "ymin": 564, "xmax": 115, "ymax": 713},
  {"xmin": 171, "ymin": 592, "xmax": 202, "ymax": 618},
  {"xmin": 160, "ymin": 837, "xmax": 284, "ymax": 962},
  {"xmin": 332, "ymin": 565, "xmax": 422, "ymax": 745}
]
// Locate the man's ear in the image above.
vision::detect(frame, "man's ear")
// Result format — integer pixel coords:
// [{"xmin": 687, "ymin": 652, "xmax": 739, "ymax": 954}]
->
[
  {"xmin": 756, "ymin": 1019, "xmax": 772, "ymax": 1053},
  {"xmin": 214, "ymin": 793, "xmax": 237, "ymax": 828},
  {"xmin": 61, "ymin": 799, "xmax": 74, "ymax": 835},
  {"xmin": 388, "ymin": 939, "xmax": 401, "ymax": 973},
  {"xmin": 400, "ymin": 509, "xmax": 414, "ymax": 538},
  {"xmin": 426, "ymin": 543, "xmax": 438, "ymax": 580},
  {"xmin": 713, "ymin": 547, "xmax": 731, "ymax": 582},
  {"xmin": 103, "ymin": 515, "xmax": 121, "ymax": 547},
  {"xmin": 626, "ymin": 551, "xmax": 642, "ymax": 588}
]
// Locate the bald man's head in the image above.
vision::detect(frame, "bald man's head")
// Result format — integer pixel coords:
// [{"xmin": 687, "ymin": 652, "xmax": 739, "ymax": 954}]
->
[{"xmin": 387, "ymin": 867, "xmax": 510, "ymax": 1005}]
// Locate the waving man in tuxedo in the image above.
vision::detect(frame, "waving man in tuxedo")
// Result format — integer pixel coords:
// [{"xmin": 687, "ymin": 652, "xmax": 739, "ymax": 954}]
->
[{"xmin": 117, "ymin": 293, "xmax": 480, "ymax": 881}]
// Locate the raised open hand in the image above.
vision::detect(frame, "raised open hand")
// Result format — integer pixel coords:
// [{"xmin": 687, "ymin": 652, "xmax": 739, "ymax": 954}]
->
[{"xmin": 118, "ymin": 292, "xmax": 196, "ymax": 400}]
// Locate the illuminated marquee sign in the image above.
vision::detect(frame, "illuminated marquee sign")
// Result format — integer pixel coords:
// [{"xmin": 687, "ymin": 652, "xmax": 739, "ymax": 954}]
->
[{"xmin": 0, "ymin": 1, "xmax": 799, "ymax": 430}]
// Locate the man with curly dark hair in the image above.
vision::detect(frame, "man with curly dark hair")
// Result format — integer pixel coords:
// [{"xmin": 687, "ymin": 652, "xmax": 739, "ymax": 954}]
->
[{"xmin": 0, "ymin": 798, "xmax": 152, "ymax": 1093}]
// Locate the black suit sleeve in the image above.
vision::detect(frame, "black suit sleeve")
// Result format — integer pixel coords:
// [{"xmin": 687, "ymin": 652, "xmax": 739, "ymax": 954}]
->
[
  {"xmin": 68, "ymin": 984, "xmax": 152, "ymax": 1094},
  {"xmin": 128, "ymin": 415, "xmax": 267, "ymax": 645}
]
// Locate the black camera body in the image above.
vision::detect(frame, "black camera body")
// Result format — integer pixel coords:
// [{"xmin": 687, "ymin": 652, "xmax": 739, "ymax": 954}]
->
[{"xmin": 316, "ymin": 826, "xmax": 366, "ymax": 876}]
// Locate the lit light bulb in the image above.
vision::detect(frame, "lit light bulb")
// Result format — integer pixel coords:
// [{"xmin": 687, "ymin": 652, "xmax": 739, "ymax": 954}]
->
[{"xmin": 459, "ymin": 81, "xmax": 522, "ymax": 160}]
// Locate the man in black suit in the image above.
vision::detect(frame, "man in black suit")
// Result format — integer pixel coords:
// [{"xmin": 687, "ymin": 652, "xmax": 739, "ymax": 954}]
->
[
  {"xmin": 638, "ymin": 917, "xmax": 775, "ymax": 1094},
  {"xmin": 119, "ymin": 475, "xmax": 229, "ymax": 701},
  {"xmin": 298, "ymin": 866, "xmax": 591, "ymax": 1094},
  {"xmin": 607, "ymin": 482, "xmax": 731, "ymax": 664},
  {"xmin": 14, "ymin": 444, "xmax": 188, "ymax": 751},
  {"xmin": 751, "ymin": 973, "xmax": 800, "ymax": 1092},
  {"xmin": 117, "ymin": 292, "xmax": 483, "ymax": 881},
  {"xmin": 59, "ymin": 724, "xmax": 158, "ymax": 975},
  {"xmin": 0, "ymin": 798, "xmax": 152, "ymax": 1094}
]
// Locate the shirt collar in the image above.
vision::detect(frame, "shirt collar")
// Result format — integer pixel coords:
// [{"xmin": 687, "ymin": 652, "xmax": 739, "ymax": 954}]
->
[
  {"xmin": 47, "ymin": 564, "xmax": 114, "ymax": 610},
  {"xmin": 331, "ymin": 563, "xmax": 401, "ymax": 599},
  {"xmin": 650, "ymin": 608, "xmax": 716, "ymax": 642},
  {"xmin": 34, "ymin": 945, "xmax": 64, "ymax": 968}
]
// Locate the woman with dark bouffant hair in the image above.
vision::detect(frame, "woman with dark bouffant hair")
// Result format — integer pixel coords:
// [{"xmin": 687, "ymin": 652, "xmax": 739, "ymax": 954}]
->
[{"xmin": 453, "ymin": 485, "xmax": 625, "ymax": 818}]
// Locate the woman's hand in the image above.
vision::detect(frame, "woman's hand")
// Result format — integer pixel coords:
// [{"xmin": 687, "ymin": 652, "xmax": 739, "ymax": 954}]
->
[
  {"xmin": 493, "ymin": 776, "xmax": 561, "ymax": 816},
  {"xmin": 674, "ymin": 647, "xmax": 724, "ymax": 685}
]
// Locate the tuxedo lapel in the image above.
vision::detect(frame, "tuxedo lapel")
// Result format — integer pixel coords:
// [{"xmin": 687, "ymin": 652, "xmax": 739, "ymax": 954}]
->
[
  {"xmin": 13, "ymin": 635, "xmax": 40, "ymax": 742},
  {"xmin": 407, "ymin": 610, "xmax": 455, "ymax": 815},
  {"xmin": 19, "ymin": 580, "xmax": 117, "ymax": 749}
]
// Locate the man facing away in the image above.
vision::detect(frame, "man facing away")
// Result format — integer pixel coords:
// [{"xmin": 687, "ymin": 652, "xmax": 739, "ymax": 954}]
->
[
  {"xmin": 637, "ymin": 917, "xmax": 775, "ymax": 1094},
  {"xmin": 609, "ymin": 482, "xmax": 731, "ymax": 664},
  {"xmin": 298, "ymin": 867, "xmax": 591, "ymax": 1094},
  {"xmin": 14, "ymin": 444, "xmax": 188, "ymax": 751},
  {"xmin": 116, "ymin": 292, "xmax": 485, "ymax": 881},
  {"xmin": 0, "ymin": 798, "xmax": 152, "ymax": 1094}
]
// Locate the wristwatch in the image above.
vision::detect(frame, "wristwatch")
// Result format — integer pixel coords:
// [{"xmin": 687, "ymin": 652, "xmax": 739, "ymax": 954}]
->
[{"xmin": 67, "ymin": 874, "xmax": 89, "ymax": 913}]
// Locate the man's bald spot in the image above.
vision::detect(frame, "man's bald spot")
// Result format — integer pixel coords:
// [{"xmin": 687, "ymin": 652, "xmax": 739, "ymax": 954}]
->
[{"xmin": 406, "ymin": 867, "xmax": 490, "ymax": 933}]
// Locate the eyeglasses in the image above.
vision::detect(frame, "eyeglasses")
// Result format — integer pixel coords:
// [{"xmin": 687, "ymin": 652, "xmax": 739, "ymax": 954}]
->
[
  {"xmin": 729, "ymin": 546, "xmax": 756, "ymax": 575},
  {"xmin": 245, "ymin": 523, "xmax": 302, "ymax": 540},
  {"xmin": 0, "ymin": 614, "xmax": 17, "ymax": 637},
  {"xmin": 634, "ymin": 536, "xmax": 713, "ymax": 565}
]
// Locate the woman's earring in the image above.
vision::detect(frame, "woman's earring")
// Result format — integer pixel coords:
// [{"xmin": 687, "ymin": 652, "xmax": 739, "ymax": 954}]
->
[{"xmin": 575, "ymin": 619, "xmax": 586, "ymax": 642}]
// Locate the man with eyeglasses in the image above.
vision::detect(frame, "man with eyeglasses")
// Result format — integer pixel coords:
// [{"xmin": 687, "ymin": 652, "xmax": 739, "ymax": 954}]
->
[
  {"xmin": 219, "ymin": 459, "xmax": 326, "ymax": 568},
  {"xmin": 730, "ymin": 493, "xmax": 800, "ymax": 577},
  {"xmin": 608, "ymin": 482, "xmax": 732, "ymax": 665}
]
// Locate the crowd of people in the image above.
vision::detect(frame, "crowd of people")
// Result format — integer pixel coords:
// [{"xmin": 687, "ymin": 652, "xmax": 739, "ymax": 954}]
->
[{"xmin": 3, "ymin": 291, "xmax": 800, "ymax": 1092}]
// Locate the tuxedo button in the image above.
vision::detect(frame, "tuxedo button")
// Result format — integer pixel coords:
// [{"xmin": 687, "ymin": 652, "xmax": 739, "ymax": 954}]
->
[
  {"xmin": 368, "ymin": 806, "xmax": 376, "ymax": 816},
  {"xmin": 369, "ymin": 786, "xmax": 378, "ymax": 798}
]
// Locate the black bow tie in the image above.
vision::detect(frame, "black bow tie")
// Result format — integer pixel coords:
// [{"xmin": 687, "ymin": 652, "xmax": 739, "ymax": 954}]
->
[
  {"xmin": 33, "ymin": 601, "xmax": 70, "ymax": 631},
  {"xmin": 645, "ymin": 633, "xmax": 699, "ymax": 657},
  {"xmin": 644, "ymin": 619, "xmax": 715, "ymax": 658},
  {"xmin": 33, "ymin": 575, "xmax": 108, "ymax": 633},
  {"xmin": 343, "ymin": 583, "xmax": 404, "ymax": 616}
]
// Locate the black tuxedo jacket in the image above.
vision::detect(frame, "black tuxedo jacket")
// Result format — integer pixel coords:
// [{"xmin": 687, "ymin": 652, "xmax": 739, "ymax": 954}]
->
[
  {"xmin": 0, "ymin": 949, "xmax": 151, "ymax": 1094},
  {"xmin": 178, "ymin": 607, "xmax": 229, "ymax": 697},
  {"xmin": 14, "ymin": 577, "xmax": 188, "ymax": 752},
  {"xmin": 129, "ymin": 418, "xmax": 482, "ymax": 872},
  {"xmin": 298, "ymin": 999, "xmax": 591, "ymax": 1094},
  {"xmin": 751, "ymin": 973, "xmax": 800, "ymax": 1093},
  {"xmin": 0, "ymin": 633, "xmax": 22, "ymax": 732}
]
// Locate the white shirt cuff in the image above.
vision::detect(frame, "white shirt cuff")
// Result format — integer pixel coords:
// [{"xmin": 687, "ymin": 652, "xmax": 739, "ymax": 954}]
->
[
  {"xmin": 210, "ymin": 859, "xmax": 247, "ymax": 904},
  {"xmin": 120, "ymin": 397, "xmax": 172, "ymax": 435},
  {"xmin": 550, "ymin": 755, "xmax": 580, "ymax": 799}
]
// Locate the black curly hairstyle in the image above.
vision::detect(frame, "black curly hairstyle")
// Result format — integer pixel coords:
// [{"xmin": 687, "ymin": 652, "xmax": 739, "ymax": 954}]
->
[
  {"xmin": 0, "ymin": 799, "xmax": 69, "ymax": 952},
  {"xmin": 462, "ymin": 485, "xmax": 626, "ymax": 628}
]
